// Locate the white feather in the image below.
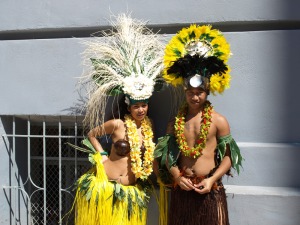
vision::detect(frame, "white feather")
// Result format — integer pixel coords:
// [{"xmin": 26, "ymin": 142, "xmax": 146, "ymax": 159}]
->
[{"xmin": 80, "ymin": 14, "xmax": 164, "ymax": 129}]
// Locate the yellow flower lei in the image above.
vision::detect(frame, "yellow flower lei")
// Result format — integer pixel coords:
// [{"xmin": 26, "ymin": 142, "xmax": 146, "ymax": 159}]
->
[
  {"xmin": 174, "ymin": 101, "xmax": 213, "ymax": 158},
  {"xmin": 163, "ymin": 24, "xmax": 231, "ymax": 94},
  {"xmin": 124, "ymin": 114, "xmax": 155, "ymax": 180}
]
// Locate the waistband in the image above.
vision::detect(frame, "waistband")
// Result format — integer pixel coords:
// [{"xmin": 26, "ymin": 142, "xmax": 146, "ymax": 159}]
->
[{"xmin": 179, "ymin": 167, "xmax": 223, "ymax": 191}]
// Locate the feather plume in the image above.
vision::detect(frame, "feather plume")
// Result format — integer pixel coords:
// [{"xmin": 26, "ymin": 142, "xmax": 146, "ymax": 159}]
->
[
  {"xmin": 167, "ymin": 55, "xmax": 228, "ymax": 79},
  {"xmin": 80, "ymin": 14, "xmax": 164, "ymax": 129}
]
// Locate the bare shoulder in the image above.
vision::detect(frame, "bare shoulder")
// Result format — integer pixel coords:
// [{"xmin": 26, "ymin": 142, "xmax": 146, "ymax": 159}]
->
[
  {"xmin": 103, "ymin": 118, "xmax": 125, "ymax": 134},
  {"xmin": 211, "ymin": 111, "xmax": 230, "ymax": 137},
  {"xmin": 88, "ymin": 118, "xmax": 126, "ymax": 137},
  {"xmin": 212, "ymin": 111, "xmax": 228, "ymax": 124}
]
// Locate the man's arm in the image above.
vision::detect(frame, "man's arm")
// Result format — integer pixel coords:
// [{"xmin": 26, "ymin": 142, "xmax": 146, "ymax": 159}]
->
[
  {"xmin": 166, "ymin": 119, "xmax": 195, "ymax": 190},
  {"xmin": 195, "ymin": 113, "xmax": 232, "ymax": 194}
]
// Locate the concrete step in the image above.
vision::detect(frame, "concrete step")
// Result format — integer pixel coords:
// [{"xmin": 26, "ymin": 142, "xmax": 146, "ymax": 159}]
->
[{"xmin": 225, "ymin": 185, "xmax": 300, "ymax": 225}]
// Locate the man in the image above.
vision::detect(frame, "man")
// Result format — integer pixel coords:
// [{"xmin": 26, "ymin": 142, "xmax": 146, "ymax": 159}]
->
[{"xmin": 155, "ymin": 24, "xmax": 243, "ymax": 225}]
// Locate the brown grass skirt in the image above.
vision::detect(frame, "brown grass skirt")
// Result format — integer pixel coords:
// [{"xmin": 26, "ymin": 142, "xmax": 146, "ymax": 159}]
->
[{"xmin": 168, "ymin": 185, "xmax": 229, "ymax": 225}]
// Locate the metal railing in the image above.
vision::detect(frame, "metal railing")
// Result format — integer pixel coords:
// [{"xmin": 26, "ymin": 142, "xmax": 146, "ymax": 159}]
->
[{"xmin": 2, "ymin": 116, "xmax": 90, "ymax": 225}]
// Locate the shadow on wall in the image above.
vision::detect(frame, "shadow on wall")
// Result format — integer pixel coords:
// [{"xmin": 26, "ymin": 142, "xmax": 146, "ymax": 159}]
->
[
  {"xmin": 148, "ymin": 86, "xmax": 184, "ymax": 140},
  {"xmin": 1, "ymin": 116, "xmax": 29, "ymax": 224},
  {"xmin": 62, "ymin": 82, "xmax": 184, "ymax": 142},
  {"xmin": 61, "ymin": 87, "xmax": 87, "ymax": 116},
  {"xmin": 282, "ymin": 2, "xmax": 300, "ymax": 188}
]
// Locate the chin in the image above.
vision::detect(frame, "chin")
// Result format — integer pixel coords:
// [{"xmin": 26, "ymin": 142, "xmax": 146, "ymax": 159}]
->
[
  {"xmin": 135, "ymin": 114, "xmax": 145, "ymax": 120},
  {"xmin": 189, "ymin": 102, "xmax": 200, "ymax": 106},
  {"xmin": 190, "ymin": 104, "xmax": 202, "ymax": 109}
]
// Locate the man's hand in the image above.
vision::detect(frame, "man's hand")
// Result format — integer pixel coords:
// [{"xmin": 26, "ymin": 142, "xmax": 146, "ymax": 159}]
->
[
  {"xmin": 176, "ymin": 176, "xmax": 195, "ymax": 191},
  {"xmin": 194, "ymin": 177, "xmax": 214, "ymax": 194}
]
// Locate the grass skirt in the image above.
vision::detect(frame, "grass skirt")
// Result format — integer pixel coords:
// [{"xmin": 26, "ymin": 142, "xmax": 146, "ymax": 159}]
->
[
  {"xmin": 168, "ymin": 185, "xmax": 229, "ymax": 225},
  {"xmin": 74, "ymin": 153, "xmax": 149, "ymax": 225}
]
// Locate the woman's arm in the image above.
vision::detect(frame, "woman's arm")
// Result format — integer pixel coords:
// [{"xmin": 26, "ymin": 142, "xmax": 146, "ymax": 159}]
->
[{"xmin": 87, "ymin": 119, "xmax": 122, "ymax": 160}]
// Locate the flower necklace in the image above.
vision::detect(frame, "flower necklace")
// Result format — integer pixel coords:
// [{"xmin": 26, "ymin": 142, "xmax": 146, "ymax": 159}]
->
[
  {"xmin": 174, "ymin": 101, "xmax": 213, "ymax": 158},
  {"xmin": 124, "ymin": 114, "xmax": 155, "ymax": 180}
]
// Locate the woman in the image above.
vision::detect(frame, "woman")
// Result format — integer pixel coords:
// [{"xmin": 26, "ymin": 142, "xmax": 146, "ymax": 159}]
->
[
  {"xmin": 88, "ymin": 101, "xmax": 153, "ymax": 184},
  {"xmin": 74, "ymin": 100, "xmax": 155, "ymax": 225},
  {"xmin": 70, "ymin": 14, "xmax": 164, "ymax": 225}
]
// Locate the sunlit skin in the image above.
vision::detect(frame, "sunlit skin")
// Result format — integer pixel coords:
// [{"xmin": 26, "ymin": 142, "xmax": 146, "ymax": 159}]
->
[
  {"xmin": 87, "ymin": 102, "xmax": 150, "ymax": 185},
  {"xmin": 167, "ymin": 87, "xmax": 232, "ymax": 194}
]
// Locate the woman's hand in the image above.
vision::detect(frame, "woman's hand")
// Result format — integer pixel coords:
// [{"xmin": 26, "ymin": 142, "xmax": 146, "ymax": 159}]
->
[{"xmin": 101, "ymin": 155, "xmax": 108, "ymax": 163}]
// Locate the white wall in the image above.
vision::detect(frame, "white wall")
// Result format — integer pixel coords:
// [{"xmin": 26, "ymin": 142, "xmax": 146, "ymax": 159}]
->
[{"xmin": 1, "ymin": 0, "xmax": 300, "ymax": 224}]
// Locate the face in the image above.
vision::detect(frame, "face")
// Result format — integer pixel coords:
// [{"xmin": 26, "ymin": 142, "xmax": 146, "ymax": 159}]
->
[
  {"xmin": 128, "ymin": 102, "xmax": 149, "ymax": 121},
  {"xmin": 185, "ymin": 87, "xmax": 208, "ymax": 110}
]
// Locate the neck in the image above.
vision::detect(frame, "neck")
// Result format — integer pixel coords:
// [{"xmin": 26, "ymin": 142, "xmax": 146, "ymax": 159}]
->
[
  {"xmin": 187, "ymin": 105, "xmax": 204, "ymax": 117},
  {"xmin": 187, "ymin": 100, "xmax": 208, "ymax": 116},
  {"xmin": 134, "ymin": 119, "xmax": 142, "ymax": 128}
]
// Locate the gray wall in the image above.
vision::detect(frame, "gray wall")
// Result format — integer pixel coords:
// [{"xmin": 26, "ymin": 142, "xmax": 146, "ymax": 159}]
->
[{"xmin": 1, "ymin": 0, "xmax": 300, "ymax": 224}]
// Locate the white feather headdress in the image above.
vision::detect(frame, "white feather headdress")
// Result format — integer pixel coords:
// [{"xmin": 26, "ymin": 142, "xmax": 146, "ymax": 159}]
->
[{"xmin": 81, "ymin": 14, "xmax": 164, "ymax": 129}]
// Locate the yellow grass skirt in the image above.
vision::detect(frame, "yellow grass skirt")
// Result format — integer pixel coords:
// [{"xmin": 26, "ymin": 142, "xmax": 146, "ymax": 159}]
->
[{"xmin": 74, "ymin": 153, "xmax": 149, "ymax": 225}]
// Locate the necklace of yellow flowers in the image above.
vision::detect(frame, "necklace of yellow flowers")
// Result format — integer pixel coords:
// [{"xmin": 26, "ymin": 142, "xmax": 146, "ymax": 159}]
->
[
  {"xmin": 124, "ymin": 114, "xmax": 155, "ymax": 180},
  {"xmin": 174, "ymin": 101, "xmax": 213, "ymax": 158}
]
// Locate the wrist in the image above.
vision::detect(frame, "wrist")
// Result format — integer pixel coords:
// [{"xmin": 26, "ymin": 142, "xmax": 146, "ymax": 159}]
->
[
  {"xmin": 100, "ymin": 151, "xmax": 108, "ymax": 156},
  {"xmin": 208, "ymin": 175, "xmax": 218, "ymax": 184},
  {"xmin": 175, "ymin": 175, "xmax": 182, "ymax": 183}
]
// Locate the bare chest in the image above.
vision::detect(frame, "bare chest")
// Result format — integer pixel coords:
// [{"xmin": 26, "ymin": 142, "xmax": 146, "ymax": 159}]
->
[{"xmin": 183, "ymin": 118, "xmax": 216, "ymax": 151}]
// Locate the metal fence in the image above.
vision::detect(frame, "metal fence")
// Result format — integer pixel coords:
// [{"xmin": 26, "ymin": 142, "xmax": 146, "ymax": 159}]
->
[{"xmin": 2, "ymin": 116, "xmax": 91, "ymax": 225}]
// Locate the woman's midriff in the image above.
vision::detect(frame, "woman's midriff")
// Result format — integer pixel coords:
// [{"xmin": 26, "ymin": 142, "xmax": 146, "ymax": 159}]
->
[{"xmin": 103, "ymin": 156, "xmax": 136, "ymax": 185}]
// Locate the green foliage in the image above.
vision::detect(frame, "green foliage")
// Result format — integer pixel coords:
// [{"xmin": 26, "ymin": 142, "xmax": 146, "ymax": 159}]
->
[
  {"xmin": 65, "ymin": 138, "xmax": 97, "ymax": 155},
  {"xmin": 189, "ymin": 31, "xmax": 196, "ymax": 40},
  {"xmin": 200, "ymin": 33, "xmax": 214, "ymax": 42},
  {"xmin": 217, "ymin": 134, "xmax": 244, "ymax": 174}
]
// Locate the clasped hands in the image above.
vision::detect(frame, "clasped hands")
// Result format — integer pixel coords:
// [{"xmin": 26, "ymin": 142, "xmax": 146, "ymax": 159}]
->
[{"xmin": 175, "ymin": 176, "xmax": 214, "ymax": 194}]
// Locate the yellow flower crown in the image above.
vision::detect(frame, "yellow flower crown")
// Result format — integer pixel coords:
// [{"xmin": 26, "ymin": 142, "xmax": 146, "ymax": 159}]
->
[{"xmin": 163, "ymin": 24, "xmax": 232, "ymax": 95}]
